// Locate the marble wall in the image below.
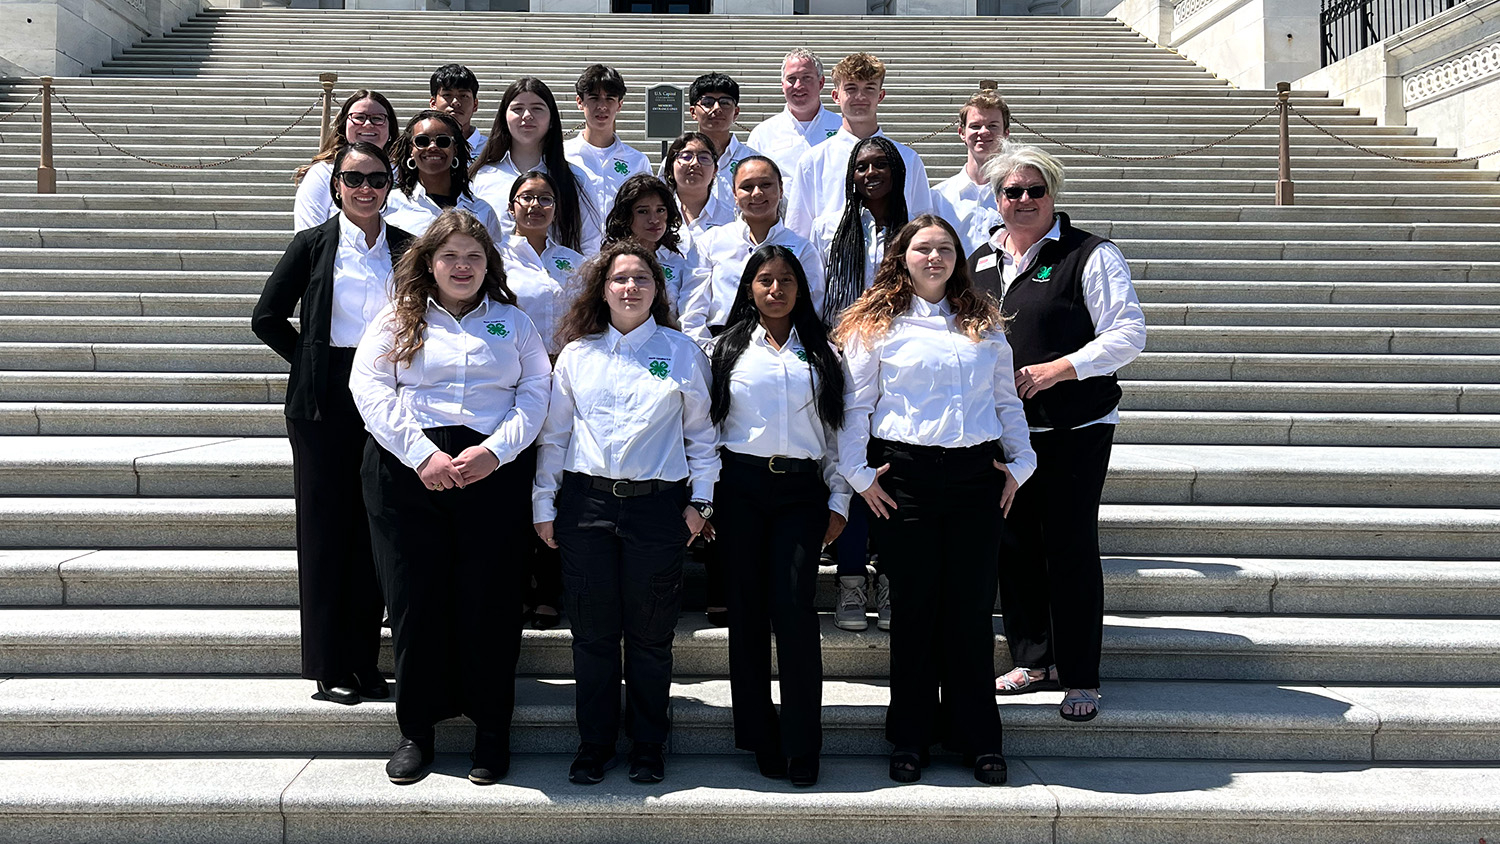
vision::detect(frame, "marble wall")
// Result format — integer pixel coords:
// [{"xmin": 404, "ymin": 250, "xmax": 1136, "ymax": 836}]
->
[{"xmin": 2, "ymin": 0, "xmax": 202, "ymax": 77}]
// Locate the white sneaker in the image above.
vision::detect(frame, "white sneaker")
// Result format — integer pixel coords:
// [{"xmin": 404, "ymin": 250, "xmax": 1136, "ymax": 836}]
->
[
  {"xmin": 835, "ymin": 575, "xmax": 870, "ymax": 631},
  {"xmin": 876, "ymin": 573, "xmax": 891, "ymax": 631}
]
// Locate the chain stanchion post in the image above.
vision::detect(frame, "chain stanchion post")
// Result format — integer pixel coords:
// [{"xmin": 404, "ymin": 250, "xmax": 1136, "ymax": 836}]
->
[
  {"xmin": 318, "ymin": 72, "xmax": 338, "ymax": 149},
  {"xmin": 1276, "ymin": 81, "xmax": 1294, "ymax": 206},
  {"xmin": 37, "ymin": 76, "xmax": 55, "ymax": 195}
]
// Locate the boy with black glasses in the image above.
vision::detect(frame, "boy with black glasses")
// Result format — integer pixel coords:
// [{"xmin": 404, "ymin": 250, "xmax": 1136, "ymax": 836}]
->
[{"xmin": 688, "ymin": 73, "xmax": 760, "ymax": 203}]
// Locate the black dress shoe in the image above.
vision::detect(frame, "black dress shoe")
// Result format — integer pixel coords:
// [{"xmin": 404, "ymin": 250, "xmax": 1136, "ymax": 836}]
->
[
  {"xmin": 705, "ymin": 609, "xmax": 729, "ymax": 628},
  {"xmin": 316, "ymin": 679, "xmax": 360, "ymax": 706},
  {"xmin": 530, "ymin": 608, "xmax": 561, "ymax": 630},
  {"xmin": 386, "ymin": 736, "xmax": 434, "ymax": 784},
  {"xmin": 569, "ymin": 742, "xmax": 615, "ymax": 785},
  {"xmin": 354, "ymin": 672, "xmax": 390, "ymax": 700},
  {"xmin": 788, "ymin": 755, "xmax": 819, "ymax": 787},
  {"xmin": 628, "ymin": 741, "xmax": 665, "ymax": 784},
  {"xmin": 755, "ymin": 749, "xmax": 787, "ymax": 779},
  {"xmin": 469, "ymin": 731, "xmax": 510, "ymax": 785}
]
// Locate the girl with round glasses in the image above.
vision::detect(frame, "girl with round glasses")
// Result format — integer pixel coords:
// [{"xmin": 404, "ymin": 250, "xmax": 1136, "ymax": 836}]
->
[
  {"xmin": 660, "ymin": 131, "xmax": 735, "ymax": 253},
  {"xmin": 294, "ymin": 89, "xmax": 397, "ymax": 232},
  {"xmin": 254, "ymin": 141, "xmax": 415, "ymax": 710},
  {"xmin": 383, "ymin": 110, "xmax": 502, "ymax": 242}
]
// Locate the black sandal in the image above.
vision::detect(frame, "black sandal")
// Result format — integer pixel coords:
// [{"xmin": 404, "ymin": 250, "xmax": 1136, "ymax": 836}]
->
[
  {"xmin": 971, "ymin": 753, "xmax": 1008, "ymax": 785},
  {"xmin": 889, "ymin": 750, "xmax": 924, "ymax": 783}
]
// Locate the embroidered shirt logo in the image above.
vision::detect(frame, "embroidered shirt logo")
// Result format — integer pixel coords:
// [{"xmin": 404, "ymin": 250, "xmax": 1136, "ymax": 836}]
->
[
  {"xmin": 1035, "ymin": 266, "xmax": 1054, "ymax": 281},
  {"xmin": 794, "ymin": 348, "xmax": 808, "ymax": 362},
  {"xmin": 648, "ymin": 359, "xmax": 670, "ymax": 379},
  {"xmin": 729, "ymin": 158, "xmax": 743, "ymax": 173},
  {"xmin": 825, "ymin": 130, "xmax": 838, "ymax": 138},
  {"xmin": 554, "ymin": 258, "xmax": 573, "ymax": 271},
  {"xmin": 663, "ymin": 266, "xmax": 675, "ymax": 281},
  {"xmin": 485, "ymin": 321, "xmax": 509, "ymax": 337},
  {"xmin": 613, "ymin": 160, "xmax": 629, "ymax": 174}
]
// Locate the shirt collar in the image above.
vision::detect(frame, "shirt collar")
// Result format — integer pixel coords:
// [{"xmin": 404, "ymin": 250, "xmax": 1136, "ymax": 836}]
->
[
  {"xmin": 735, "ymin": 218, "xmax": 787, "ymax": 247},
  {"xmin": 835, "ymin": 125, "xmax": 884, "ymax": 144},
  {"xmin": 909, "ymin": 295, "xmax": 952, "ymax": 317},
  {"xmin": 606, "ymin": 316, "xmax": 658, "ymax": 351},
  {"xmin": 990, "ymin": 214, "xmax": 1063, "ymax": 255},
  {"xmin": 337, "ymin": 212, "xmax": 387, "ymax": 254},
  {"xmin": 427, "ymin": 295, "xmax": 496, "ymax": 322},
  {"xmin": 751, "ymin": 323, "xmax": 801, "ymax": 351}
]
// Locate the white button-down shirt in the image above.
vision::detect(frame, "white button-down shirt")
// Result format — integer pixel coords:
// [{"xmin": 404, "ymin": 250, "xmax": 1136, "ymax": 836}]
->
[
  {"xmin": 991, "ymin": 218, "xmax": 1147, "ymax": 431},
  {"xmin": 933, "ymin": 169, "xmax": 1000, "ymax": 258},
  {"xmin": 711, "ymin": 135, "xmax": 760, "ymax": 205},
  {"xmin": 350, "ymin": 297, "xmax": 552, "ymax": 471},
  {"xmin": 784, "ymin": 127, "xmax": 934, "ymax": 240},
  {"xmin": 330, "ymin": 213, "xmax": 395, "ymax": 348},
  {"xmin": 719, "ymin": 325, "xmax": 852, "ymax": 516},
  {"xmin": 655, "ymin": 245, "xmax": 698, "ymax": 317},
  {"xmin": 293, "ymin": 160, "xmax": 335, "ymax": 233},
  {"xmin": 810, "ymin": 206, "xmax": 886, "ymax": 315},
  {"xmin": 837, "ymin": 296, "xmax": 1037, "ymax": 494},
  {"xmin": 382, "ymin": 182, "xmax": 504, "ymax": 243},
  {"xmin": 500, "ymin": 234, "xmax": 584, "ymax": 356},
  {"xmin": 467, "ymin": 127, "xmax": 487, "ymax": 158},
  {"xmin": 470, "ymin": 156, "xmax": 604, "ymax": 256},
  {"xmin": 681, "ymin": 220, "xmax": 826, "ymax": 349},
  {"xmin": 747, "ymin": 105, "xmax": 844, "ymax": 192},
  {"xmin": 675, "ymin": 189, "xmax": 737, "ymax": 255},
  {"xmin": 533, "ymin": 318, "xmax": 719, "ymax": 521},
  {"xmin": 565, "ymin": 134, "xmax": 652, "ymax": 228}
]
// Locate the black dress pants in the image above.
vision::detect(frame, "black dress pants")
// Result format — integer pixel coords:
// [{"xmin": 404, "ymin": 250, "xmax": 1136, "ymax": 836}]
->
[
  {"xmin": 555, "ymin": 473, "xmax": 688, "ymax": 746},
  {"xmin": 362, "ymin": 425, "xmax": 529, "ymax": 740},
  {"xmin": 284, "ymin": 347, "xmax": 383, "ymax": 684},
  {"xmin": 868, "ymin": 438, "xmax": 1005, "ymax": 756},
  {"xmin": 998, "ymin": 423, "xmax": 1113, "ymax": 690},
  {"xmin": 716, "ymin": 455, "xmax": 828, "ymax": 758}
]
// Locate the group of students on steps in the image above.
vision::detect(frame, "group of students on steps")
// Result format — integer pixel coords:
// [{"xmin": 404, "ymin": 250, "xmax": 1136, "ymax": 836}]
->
[{"xmin": 252, "ymin": 46, "xmax": 1146, "ymax": 790}]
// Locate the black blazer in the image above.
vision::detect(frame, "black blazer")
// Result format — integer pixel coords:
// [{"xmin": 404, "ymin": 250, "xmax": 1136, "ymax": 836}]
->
[{"xmin": 252, "ymin": 215, "xmax": 415, "ymax": 421}]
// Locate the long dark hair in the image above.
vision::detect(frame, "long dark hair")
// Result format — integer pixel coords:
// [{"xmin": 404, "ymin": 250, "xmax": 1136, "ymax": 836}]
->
[
  {"xmin": 823, "ymin": 136, "xmax": 908, "ymax": 319},
  {"xmin": 555, "ymin": 240, "xmax": 679, "ymax": 349},
  {"xmin": 295, "ymin": 89, "xmax": 396, "ymax": 184},
  {"xmin": 710, "ymin": 245, "xmax": 843, "ymax": 428},
  {"xmin": 384, "ymin": 210, "xmax": 515, "ymax": 367},
  {"xmin": 602, "ymin": 174, "xmax": 683, "ymax": 255},
  {"xmin": 471, "ymin": 77, "xmax": 587, "ymax": 252},
  {"xmin": 392, "ymin": 110, "xmax": 474, "ymax": 200},
  {"xmin": 660, "ymin": 131, "xmax": 719, "ymax": 193}
]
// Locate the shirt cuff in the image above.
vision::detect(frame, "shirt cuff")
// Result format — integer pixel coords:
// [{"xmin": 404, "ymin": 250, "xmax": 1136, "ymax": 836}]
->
[
  {"xmin": 532, "ymin": 497, "xmax": 556, "ymax": 524},
  {"xmin": 828, "ymin": 491, "xmax": 852, "ymax": 519},
  {"xmin": 689, "ymin": 480, "xmax": 715, "ymax": 504},
  {"xmin": 844, "ymin": 465, "xmax": 876, "ymax": 494},
  {"xmin": 404, "ymin": 437, "xmax": 440, "ymax": 472},
  {"xmin": 1063, "ymin": 350, "xmax": 1097, "ymax": 381}
]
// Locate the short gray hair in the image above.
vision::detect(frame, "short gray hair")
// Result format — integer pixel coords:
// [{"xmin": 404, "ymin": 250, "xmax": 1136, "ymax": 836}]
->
[
  {"xmin": 782, "ymin": 48, "xmax": 825, "ymax": 79},
  {"xmin": 983, "ymin": 143, "xmax": 1065, "ymax": 203}
]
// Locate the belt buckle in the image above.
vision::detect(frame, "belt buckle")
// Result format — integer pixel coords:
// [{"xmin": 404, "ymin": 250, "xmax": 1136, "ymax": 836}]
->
[
  {"xmin": 612, "ymin": 480, "xmax": 631, "ymax": 497},
  {"xmin": 767, "ymin": 456, "xmax": 787, "ymax": 474}
]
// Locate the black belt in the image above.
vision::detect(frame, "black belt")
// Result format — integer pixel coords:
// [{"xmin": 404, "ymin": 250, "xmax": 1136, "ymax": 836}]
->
[
  {"xmin": 871, "ymin": 438, "xmax": 999, "ymax": 460},
  {"xmin": 570, "ymin": 472, "xmax": 683, "ymax": 498},
  {"xmin": 722, "ymin": 449, "xmax": 819, "ymax": 474}
]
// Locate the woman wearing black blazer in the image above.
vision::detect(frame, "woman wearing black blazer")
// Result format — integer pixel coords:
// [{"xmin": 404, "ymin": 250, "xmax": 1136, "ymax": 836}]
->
[{"xmin": 252, "ymin": 141, "xmax": 415, "ymax": 705}]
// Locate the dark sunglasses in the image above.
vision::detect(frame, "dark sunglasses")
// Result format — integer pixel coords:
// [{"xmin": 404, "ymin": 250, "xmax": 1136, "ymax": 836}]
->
[
  {"xmin": 412, "ymin": 134, "xmax": 455, "ymax": 150},
  {"xmin": 1001, "ymin": 184, "xmax": 1048, "ymax": 200},
  {"xmin": 335, "ymin": 170, "xmax": 391, "ymax": 189}
]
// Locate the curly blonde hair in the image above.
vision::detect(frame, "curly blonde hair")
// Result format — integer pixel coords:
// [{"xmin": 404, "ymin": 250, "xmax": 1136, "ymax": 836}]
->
[
  {"xmin": 554, "ymin": 240, "xmax": 679, "ymax": 349},
  {"xmin": 832, "ymin": 215, "xmax": 1001, "ymax": 347},
  {"xmin": 384, "ymin": 210, "xmax": 515, "ymax": 367}
]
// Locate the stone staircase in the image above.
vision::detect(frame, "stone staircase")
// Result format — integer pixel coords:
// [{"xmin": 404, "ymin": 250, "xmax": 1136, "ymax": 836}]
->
[{"xmin": 1, "ymin": 8, "xmax": 1499, "ymax": 842}]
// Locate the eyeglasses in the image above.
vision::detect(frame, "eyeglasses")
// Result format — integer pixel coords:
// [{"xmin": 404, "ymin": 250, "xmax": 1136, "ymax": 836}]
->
[
  {"xmin": 514, "ymin": 193, "xmax": 556, "ymax": 208},
  {"xmin": 347, "ymin": 112, "xmax": 388, "ymax": 126},
  {"xmin": 412, "ymin": 134, "xmax": 455, "ymax": 150},
  {"xmin": 674, "ymin": 151, "xmax": 716, "ymax": 166},
  {"xmin": 695, "ymin": 96, "xmax": 738, "ymax": 111},
  {"xmin": 608, "ymin": 275, "xmax": 655, "ymax": 287},
  {"xmin": 1000, "ymin": 184, "xmax": 1048, "ymax": 200},
  {"xmin": 335, "ymin": 170, "xmax": 391, "ymax": 189}
]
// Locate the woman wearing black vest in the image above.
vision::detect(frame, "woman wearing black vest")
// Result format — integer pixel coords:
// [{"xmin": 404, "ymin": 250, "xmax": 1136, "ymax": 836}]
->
[
  {"xmin": 965, "ymin": 145, "xmax": 1146, "ymax": 723},
  {"xmin": 252, "ymin": 142, "xmax": 414, "ymax": 706}
]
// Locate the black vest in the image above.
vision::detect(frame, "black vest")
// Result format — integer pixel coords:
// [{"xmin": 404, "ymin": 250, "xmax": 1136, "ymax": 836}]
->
[{"xmin": 969, "ymin": 213, "xmax": 1122, "ymax": 429}]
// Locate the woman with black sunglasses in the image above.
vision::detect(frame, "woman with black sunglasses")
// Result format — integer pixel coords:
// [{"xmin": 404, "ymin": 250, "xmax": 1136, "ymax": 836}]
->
[
  {"xmin": 253, "ymin": 141, "xmax": 415, "ymax": 708},
  {"xmin": 384, "ymin": 110, "xmax": 503, "ymax": 242},
  {"xmin": 967, "ymin": 145, "xmax": 1145, "ymax": 724}
]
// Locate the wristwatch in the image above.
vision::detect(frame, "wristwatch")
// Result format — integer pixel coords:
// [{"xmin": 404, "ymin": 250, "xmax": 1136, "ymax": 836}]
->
[{"xmin": 690, "ymin": 499, "xmax": 714, "ymax": 520}]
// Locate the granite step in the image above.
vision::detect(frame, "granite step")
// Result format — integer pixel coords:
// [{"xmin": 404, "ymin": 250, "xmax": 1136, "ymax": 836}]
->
[
  {"xmin": 2, "ymin": 607, "xmax": 1499, "ymax": 681},
  {"xmin": 0, "ymin": 676, "xmax": 1490, "ymax": 762}
]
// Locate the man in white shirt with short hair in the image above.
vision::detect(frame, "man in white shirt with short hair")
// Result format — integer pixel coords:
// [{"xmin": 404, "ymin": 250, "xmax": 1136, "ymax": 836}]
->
[
  {"xmin": 565, "ymin": 64, "xmax": 652, "ymax": 226},
  {"xmin": 932, "ymin": 90, "xmax": 1011, "ymax": 257},
  {"xmin": 747, "ymin": 49, "xmax": 843, "ymax": 191}
]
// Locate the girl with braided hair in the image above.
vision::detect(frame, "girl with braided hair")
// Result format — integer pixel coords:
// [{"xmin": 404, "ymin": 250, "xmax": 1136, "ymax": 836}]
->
[{"xmin": 811, "ymin": 136, "xmax": 910, "ymax": 325}]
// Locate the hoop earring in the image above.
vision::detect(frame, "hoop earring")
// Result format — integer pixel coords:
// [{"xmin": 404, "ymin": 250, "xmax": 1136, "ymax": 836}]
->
[
  {"xmin": 406, "ymin": 157, "xmax": 416, "ymax": 170},
  {"xmin": 450, "ymin": 157, "xmax": 460, "ymax": 170}
]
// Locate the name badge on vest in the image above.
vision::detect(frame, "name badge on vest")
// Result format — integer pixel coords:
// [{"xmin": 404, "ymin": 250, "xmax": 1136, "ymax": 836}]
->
[
  {"xmin": 483, "ymin": 318, "xmax": 512, "ymax": 339},
  {"xmin": 975, "ymin": 253, "xmax": 998, "ymax": 272},
  {"xmin": 647, "ymin": 355, "xmax": 673, "ymax": 380}
]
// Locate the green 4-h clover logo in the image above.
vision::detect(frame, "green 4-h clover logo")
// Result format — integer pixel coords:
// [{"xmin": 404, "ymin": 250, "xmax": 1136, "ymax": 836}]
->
[
  {"xmin": 554, "ymin": 258, "xmax": 573, "ymax": 271},
  {"xmin": 663, "ymin": 266, "xmax": 675, "ymax": 281},
  {"xmin": 486, "ymin": 322, "xmax": 508, "ymax": 337},
  {"xmin": 1035, "ymin": 266, "xmax": 1054, "ymax": 281},
  {"xmin": 648, "ymin": 360, "xmax": 670, "ymax": 379},
  {"xmin": 794, "ymin": 349, "xmax": 807, "ymax": 362},
  {"xmin": 825, "ymin": 130, "xmax": 838, "ymax": 138},
  {"xmin": 613, "ymin": 160, "xmax": 629, "ymax": 174},
  {"xmin": 730, "ymin": 159, "xmax": 743, "ymax": 173}
]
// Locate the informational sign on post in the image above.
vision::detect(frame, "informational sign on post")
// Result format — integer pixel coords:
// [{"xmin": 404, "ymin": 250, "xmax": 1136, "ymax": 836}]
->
[{"xmin": 645, "ymin": 83, "xmax": 684, "ymax": 142}]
